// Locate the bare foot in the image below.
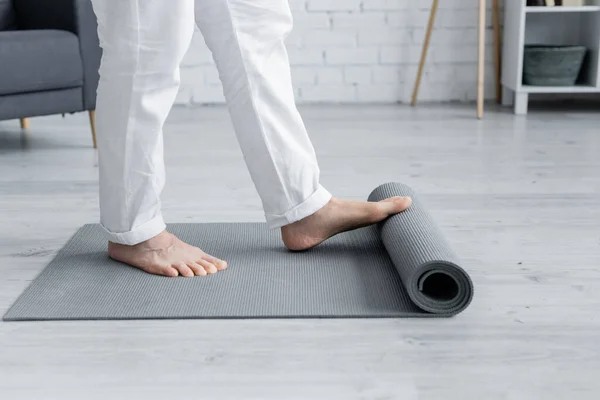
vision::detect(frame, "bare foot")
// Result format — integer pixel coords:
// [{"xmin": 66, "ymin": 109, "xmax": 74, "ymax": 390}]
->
[
  {"xmin": 108, "ymin": 231, "xmax": 227, "ymax": 277},
  {"xmin": 281, "ymin": 196, "xmax": 412, "ymax": 251}
]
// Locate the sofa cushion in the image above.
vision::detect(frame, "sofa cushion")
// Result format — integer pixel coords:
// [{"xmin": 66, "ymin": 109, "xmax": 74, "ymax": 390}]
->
[
  {"xmin": 0, "ymin": 0, "xmax": 16, "ymax": 30},
  {"xmin": 0, "ymin": 29, "xmax": 83, "ymax": 96}
]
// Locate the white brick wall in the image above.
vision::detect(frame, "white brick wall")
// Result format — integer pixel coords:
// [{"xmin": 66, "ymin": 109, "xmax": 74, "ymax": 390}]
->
[{"xmin": 177, "ymin": 0, "xmax": 500, "ymax": 105}]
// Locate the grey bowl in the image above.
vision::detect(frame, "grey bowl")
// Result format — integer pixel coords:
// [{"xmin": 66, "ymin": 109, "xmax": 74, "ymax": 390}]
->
[{"xmin": 523, "ymin": 45, "xmax": 587, "ymax": 86}]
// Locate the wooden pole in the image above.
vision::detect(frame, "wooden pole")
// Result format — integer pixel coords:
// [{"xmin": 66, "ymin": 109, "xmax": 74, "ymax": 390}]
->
[
  {"xmin": 89, "ymin": 110, "xmax": 97, "ymax": 149},
  {"xmin": 411, "ymin": 0, "xmax": 439, "ymax": 106},
  {"xmin": 477, "ymin": 0, "xmax": 486, "ymax": 119}
]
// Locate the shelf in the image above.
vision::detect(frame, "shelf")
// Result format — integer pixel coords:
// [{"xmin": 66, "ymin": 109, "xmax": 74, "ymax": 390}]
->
[
  {"xmin": 504, "ymin": 0, "xmax": 600, "ymax": 114},
  {"xmin": 521, "ymin": 84, "xmax": 600, "ymax": 93},
  {"xmin": 526, "ymin": 6, "xmax": 600, "ymax": 13}
]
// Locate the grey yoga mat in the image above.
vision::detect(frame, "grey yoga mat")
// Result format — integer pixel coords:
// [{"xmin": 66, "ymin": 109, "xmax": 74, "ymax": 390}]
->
[{"xmin": 3, "ymin": 183, "xmax": 473, "ymax": 321}]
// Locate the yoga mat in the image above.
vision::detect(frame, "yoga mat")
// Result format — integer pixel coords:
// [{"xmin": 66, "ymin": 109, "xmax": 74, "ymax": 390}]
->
[{"xmin": 3, "ymin": 183, "xmax": 473, "ymax": 321}]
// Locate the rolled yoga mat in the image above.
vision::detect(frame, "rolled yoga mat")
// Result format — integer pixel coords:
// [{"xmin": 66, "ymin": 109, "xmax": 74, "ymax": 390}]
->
[
  {"xmin": 3, "ymin": 183, "xmax": 473, "ymax": 321},
  {"xmin": 368, "ymin": 183, "xmax": 473, "ymax": 315}
]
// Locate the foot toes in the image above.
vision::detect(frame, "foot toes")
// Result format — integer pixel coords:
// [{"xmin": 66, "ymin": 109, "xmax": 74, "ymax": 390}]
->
[
  {"xmin": 174, "ymin": 262, "xmax": 194, "ymax": 278},
  {"xmin": 395, "ymin": 196, "xmax": 412, "ymax": 210},
  {"xmin": 144, "ymin": 264, "xmax": 179, "ymax": 277},
  {"xmin": 215, "ymin": 260, "xmax": 228, "ymax": 270},
  {"xmin": 188, "ymin": 261, "xmax": 207, "ymax": 277},
  {"xmin": 381, "ymin": 196, "xmax": 412, "ymax": 214},
  {"xmin": 198, "ymin": 259, "xmax": 218, "ymax": 274},
  {"xmin": 203, "ymin": 255, "xmax": 228, "ymax": 270},
  {"xmin": 163, "ymin": 267, "xmax": 179, "ymax": 278}
]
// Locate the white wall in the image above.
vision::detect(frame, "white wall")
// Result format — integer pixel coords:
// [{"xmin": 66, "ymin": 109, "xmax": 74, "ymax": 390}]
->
[{"xmin": 177, "ymin": 0, "xmax": 499, "ymax": 105}]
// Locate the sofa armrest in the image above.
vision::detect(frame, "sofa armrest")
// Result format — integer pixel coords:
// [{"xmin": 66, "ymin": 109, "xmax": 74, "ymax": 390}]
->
[{"xmin": 13, "ymin": 0, "xmax": 101, "ymax": 110}]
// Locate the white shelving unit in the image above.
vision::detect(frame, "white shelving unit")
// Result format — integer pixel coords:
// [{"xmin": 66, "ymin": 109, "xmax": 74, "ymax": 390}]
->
[{"xmin": 501, "ymin": 1, "xmax": 600, "ymax": 114}]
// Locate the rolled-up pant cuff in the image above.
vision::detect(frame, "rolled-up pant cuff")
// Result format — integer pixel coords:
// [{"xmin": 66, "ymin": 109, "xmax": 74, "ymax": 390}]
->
[
  {"xmin": 265, "ymin": 185, "xmax": 332, "ymax": 229},
  {"xmin": 100, "ymin": 214, "xmax": 167, "ymax": 246}
]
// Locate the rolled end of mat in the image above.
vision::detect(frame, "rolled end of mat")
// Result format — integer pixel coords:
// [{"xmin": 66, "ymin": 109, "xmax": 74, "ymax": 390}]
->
[{"xmin": 368, "ymin": 182, "xmax": 474, "ymax": 316}]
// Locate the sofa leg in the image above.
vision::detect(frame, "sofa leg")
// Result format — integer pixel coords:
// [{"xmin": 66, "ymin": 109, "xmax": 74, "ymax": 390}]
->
[
  {"xmin": 89, "ymin": 110, "xmax": 97, "ymax": 149},
  {"xmin": 20, "ymin": 118, "xmax": 30, "ymax": 130}
]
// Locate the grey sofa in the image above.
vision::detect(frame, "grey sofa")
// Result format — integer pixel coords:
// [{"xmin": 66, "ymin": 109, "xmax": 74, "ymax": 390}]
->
[{"xmin": 0, "ymin": 0, "xmax": 101, "ymax": 147}]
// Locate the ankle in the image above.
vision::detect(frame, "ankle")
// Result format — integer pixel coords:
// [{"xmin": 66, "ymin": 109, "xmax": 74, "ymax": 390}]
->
[{"xmin": 108, "ymin": 230, "xmax": 171, "ymax": 251}]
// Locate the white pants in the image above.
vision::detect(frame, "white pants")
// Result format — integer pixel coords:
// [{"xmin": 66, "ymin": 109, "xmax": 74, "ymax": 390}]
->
[{"xmin": 91, "ymin": 0, "xmax": 331, "ymax": 245}]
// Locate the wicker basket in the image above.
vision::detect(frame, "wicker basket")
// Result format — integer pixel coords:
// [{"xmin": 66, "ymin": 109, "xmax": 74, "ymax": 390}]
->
[{"xmin": 523, "ymin": 45, "xmax": 587, "ymax": 86}]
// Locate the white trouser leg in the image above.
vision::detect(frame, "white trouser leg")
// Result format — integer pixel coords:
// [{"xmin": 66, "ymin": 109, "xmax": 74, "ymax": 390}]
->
[
  {"xmin": 92, "ymin": 0, "xmax": 196, "ymax": 245},
  {"xmin": 195, "ymin": 0, "xmax": 332, "ymax": 229}
]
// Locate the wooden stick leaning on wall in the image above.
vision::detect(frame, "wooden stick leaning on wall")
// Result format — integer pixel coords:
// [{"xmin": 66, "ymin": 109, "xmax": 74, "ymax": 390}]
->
[
  {"xmin": 411, "ymin": 0, "xmax": 439, "ymax": 106},
  {"xmin": 89, "ymin": 110, "xmax": 97, "ymax": 149},
  {"xmin": 477, "ymin": 0, "xmax": 487, "ymax": 119}
]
